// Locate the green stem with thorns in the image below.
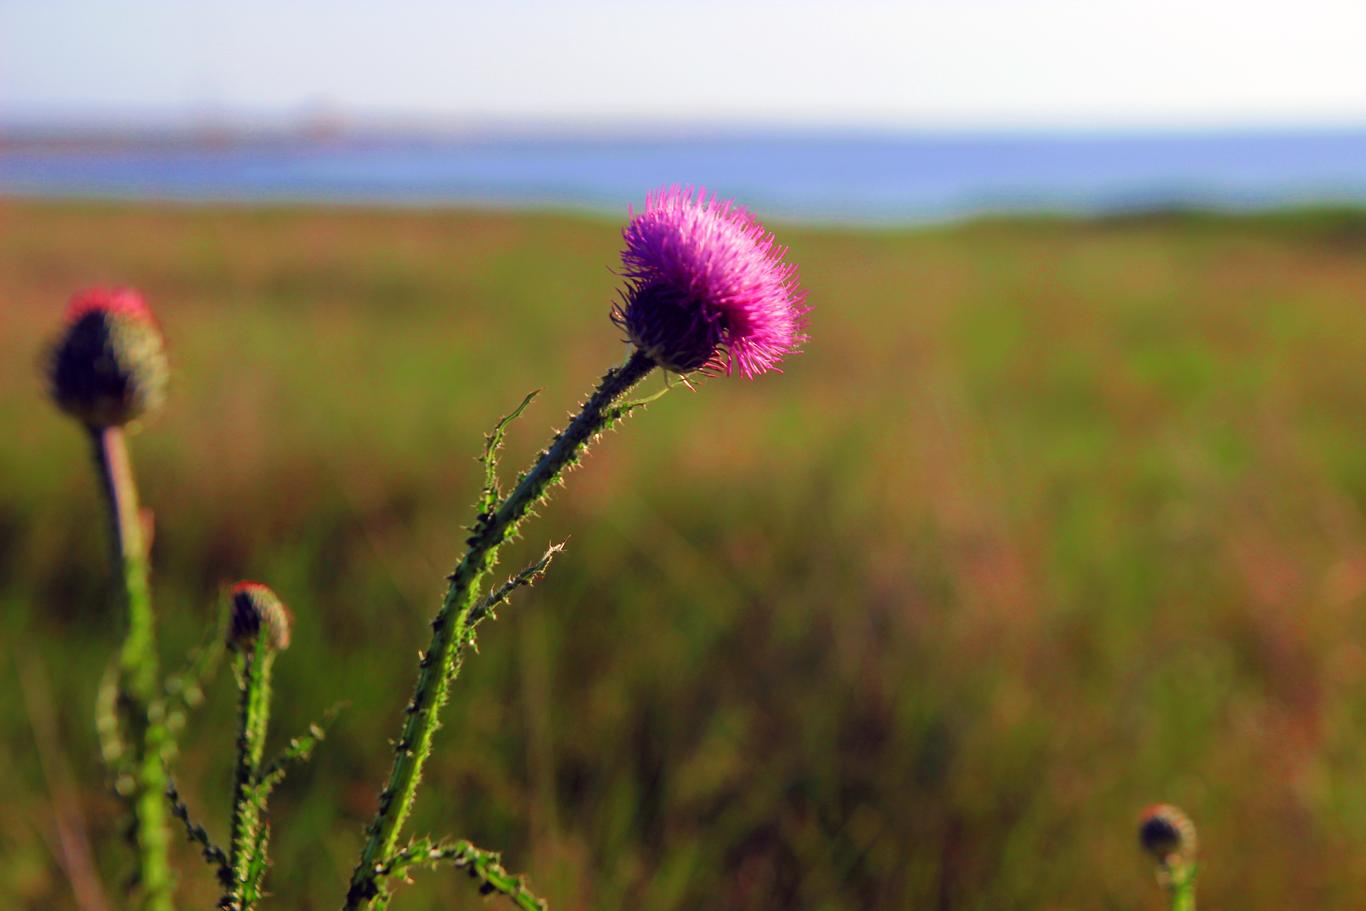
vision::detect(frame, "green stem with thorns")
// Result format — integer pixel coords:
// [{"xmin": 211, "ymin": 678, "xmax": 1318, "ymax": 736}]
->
[
  {"xmin": 374, "ymin": 838, "xmax": 546, "ymax": 911},
  {"xmin": 165, "ymin": 773, "xmax": 230, "ymax": 877},
  {"xmin": 344, "ymin": 350, "xmax": 656, "ymax": 909},
  {"xmin": 91, "ymin": 425, "xmax": 172, "ymax": 911},
  {"xmin": 221, "ymin": 638, "xmax": 275, "ymax": 910}
]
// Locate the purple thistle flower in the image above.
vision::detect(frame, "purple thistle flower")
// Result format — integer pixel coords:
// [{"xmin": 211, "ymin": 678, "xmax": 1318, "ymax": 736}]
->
[{"xmin": 613, "ymin": 186, "xmax": 809, "ymax": 378}]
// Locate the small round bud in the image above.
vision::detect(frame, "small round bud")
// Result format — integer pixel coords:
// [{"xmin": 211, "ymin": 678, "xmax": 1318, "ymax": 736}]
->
[
  {"xmin": 228, "ymin": 582, "xmax": 292, "ymax": 652},
  {"xmin": 1138, "ymin": 803, "xmax": 1197, "ymax": 866},
  {"xmin": 48, "ymin": 287, "xmax": 169, "ymax": 428}
]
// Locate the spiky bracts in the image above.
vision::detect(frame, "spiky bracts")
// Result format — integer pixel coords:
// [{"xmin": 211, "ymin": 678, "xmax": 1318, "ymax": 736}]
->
[
  {"xmin": 343, "ymin": 354, "xmax": 655, "ymax": 909},
  {"xmin": 1139, "ymin": 804, "xmax": 1198, "ymax": 911},
  {"xmin": 49, "ymin": 287, "xmax": 168, "ymax": 428},
  {"xmin": 614, "ymin": 186, "xmax": 808, "ymax": 378}
]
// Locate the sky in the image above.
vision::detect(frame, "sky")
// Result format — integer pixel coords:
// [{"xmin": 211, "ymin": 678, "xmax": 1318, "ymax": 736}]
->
[{"xmin": 3, "ymin": 0, "xmax": 1366, "ymax": 130}]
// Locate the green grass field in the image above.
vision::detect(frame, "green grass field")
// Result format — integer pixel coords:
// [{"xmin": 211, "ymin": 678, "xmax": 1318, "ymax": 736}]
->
[{"xmin": 5, "ymin": 200, "xmax": 1366, "ymax": 909}]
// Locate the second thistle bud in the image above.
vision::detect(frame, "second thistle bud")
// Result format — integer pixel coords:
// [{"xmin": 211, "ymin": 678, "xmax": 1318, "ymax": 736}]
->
[
  {"xmin": 48, "ymin": 288, "xmax": 169, "ymax": 428},
  {"xmin": 228, "ymin": 582, "xmax": 292, "ymax": 652},
  {"xmin": 1139, "ymin": 803, "xmax": 1198, "ymax": 870}
]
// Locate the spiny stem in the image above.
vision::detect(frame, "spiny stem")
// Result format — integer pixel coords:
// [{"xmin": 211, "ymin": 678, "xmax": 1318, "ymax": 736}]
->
[
  {"xmin": 91, "ymin": 426, "xmax": 172, "ymax": 911},
  {"xmin": 221, "ymin": 639, "xmax": 275, "ymax": 911},
  {"xmin": 257, "ymin": 704, "xmax": 343, "ymax": 797},
  {"xmin": 479, "ymin": 390, "xmax": 540, "ymax": 518},
  {"xmin": 375, "ymin": 838, "xmax": 546, "ymax": 911},
  {"xmin": 344, "ymin": 350, "xmax": 656, "ymax": 909},
  {"xmin": 467, "ymin": 542, "xmax": 565, "ymax": 628},
  {"xmin": 165, "ymin": 773, "xmax": 230, "ymax": 876}
]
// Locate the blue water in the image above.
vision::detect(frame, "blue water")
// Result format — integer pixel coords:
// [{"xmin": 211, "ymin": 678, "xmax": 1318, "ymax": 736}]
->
[{"xmin": 3, "ymin": 130, "xmax": 1365, "ymax": 223}]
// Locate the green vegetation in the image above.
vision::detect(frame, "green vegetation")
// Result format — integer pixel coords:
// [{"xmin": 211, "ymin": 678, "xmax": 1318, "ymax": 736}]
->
[{"xmin": 4, "ymin": 200, "xmax": 1366, "ymax": 909}]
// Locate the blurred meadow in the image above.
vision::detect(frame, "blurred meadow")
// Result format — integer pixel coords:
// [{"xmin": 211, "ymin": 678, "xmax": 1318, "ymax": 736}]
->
[{"xmin": 5, "ymin": 199, "xmax": 1366, "ymax": 908}]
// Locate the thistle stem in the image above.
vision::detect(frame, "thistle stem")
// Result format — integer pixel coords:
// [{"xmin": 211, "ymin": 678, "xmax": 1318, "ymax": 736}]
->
[
  {"xmin": 1169, "ymin": 865, "xmax": 1196, "ymax": 911},
  {"xmin": 344, "ymin": 350, "xmax": 656, "ymax": 909},
  {"xmin": 374, "ymin": 839, "xmax": 546, "ymax": 911},
  {"xmin": 91, "ymin": 426, "xmax": 172, "ymax": 911},
  {"xmin": 222, "ymin": 640, "xmax": 275, "ymax": 910}
]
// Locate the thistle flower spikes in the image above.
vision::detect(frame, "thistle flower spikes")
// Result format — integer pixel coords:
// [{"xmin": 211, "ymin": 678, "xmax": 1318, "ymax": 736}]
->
[
  {"xmin": 614, "ymin": 186, "xmax": 809, "ymax": 378},
  {"xmin": 49, "ymin": 287, "xmax": 169, "ymax": 428}
]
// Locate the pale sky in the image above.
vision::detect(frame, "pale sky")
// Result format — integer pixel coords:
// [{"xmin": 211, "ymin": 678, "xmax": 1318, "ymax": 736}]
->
[{"xmin": 3, "ymin": 0, "xmax": 1365, "ymax": 128}]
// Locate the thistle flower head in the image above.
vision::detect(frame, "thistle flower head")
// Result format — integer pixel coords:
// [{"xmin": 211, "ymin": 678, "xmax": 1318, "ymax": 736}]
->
[
  {"xmin": 228, "ymin": 582, "xmax": 292, "ymax": 652},
  {"xmin": 613, "ymin": 186, "xmax": 809, "ymax": 378},
  {"xmin": 48, "ymin": 287, "xmax": 169, "ymax": 427},
  {"xmin": 1138, "ymin": 803, "xmax": 1197, "ymax": 867}
]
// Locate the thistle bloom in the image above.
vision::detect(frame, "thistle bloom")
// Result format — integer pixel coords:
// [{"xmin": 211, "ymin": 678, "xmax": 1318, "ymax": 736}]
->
[
  {"xmin": 613, "ymin": 186, "xmax": 808, "ymax": 378},
  {"xmin": 49, "ymin": 287, "xmax": 169, "ymax": 427},
  {"xmin": 228, "ymin": 582, "xmax": 292, "ymax": 652},
  {"xmin": 348, "ymin": 188, "xmax": 810, "ymax": 908}
]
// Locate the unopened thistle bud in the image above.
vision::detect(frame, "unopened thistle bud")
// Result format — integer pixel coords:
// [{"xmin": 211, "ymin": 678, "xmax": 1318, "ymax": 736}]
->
[
  {"xmin": 612, "ymin": 186, "xmax": 809, "ymax": 378},
  {"xmin": 228, "ymin": 582, "xmax": 292, "ymax": 652},
  {"xmin": 49, "ymin": 287, "xmax": 169, "ymax": 428},
  {"xmin": 1139, "ymin": 803, "xmax": 1197, "ymax": 867}
]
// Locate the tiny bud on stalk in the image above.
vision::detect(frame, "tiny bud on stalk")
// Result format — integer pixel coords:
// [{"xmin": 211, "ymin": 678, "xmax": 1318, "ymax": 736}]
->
[
  {"xmin": 1139, "ymin": 803, "xmax": 1198, "ymax": 867},
  {"xmin": 229, "ymin": 582, "xmax": 292, "ymax": 652}
]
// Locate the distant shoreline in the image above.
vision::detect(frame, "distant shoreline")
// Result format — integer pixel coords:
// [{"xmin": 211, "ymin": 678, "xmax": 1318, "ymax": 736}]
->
[{"xmin": 4, "ymin": 130, "xmax": 1365, "ymax": 224}]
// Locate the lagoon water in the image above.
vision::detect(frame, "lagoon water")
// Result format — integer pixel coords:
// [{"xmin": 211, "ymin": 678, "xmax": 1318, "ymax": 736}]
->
[{"xmin": 2, "ymin": 129, "xmax": 1365, "ymax": 223}]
